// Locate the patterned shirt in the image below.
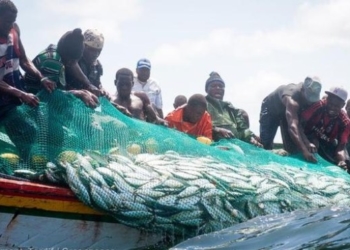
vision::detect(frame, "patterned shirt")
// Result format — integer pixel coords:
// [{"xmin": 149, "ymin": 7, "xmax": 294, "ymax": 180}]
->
[
  {"xmin": 0, "ymin": 28, "xmax": 22, "ymax": 107},
  {"xmin": 165, "ymin": 107, "xmax": 212, "ymax": 139},
  {"xmin": 301, "ymin": 99, "xmax": 350, "ymax": 147},
  {"xmin": 24, "ymin": 44, "xmax": 66, "ymax": 93}
]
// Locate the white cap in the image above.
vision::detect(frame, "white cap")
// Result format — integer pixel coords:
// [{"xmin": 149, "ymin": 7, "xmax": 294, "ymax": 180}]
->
[
  {"xmin": 83, "ymin": 29, "xmax": 104, "ymax": 50},
  {"xmin": 302, "ymin": 76, "xmax": 322, "ymax": 103},
  {"xmin": 325, "ymin": 87, "xmax": 348, "ymax": 102}
]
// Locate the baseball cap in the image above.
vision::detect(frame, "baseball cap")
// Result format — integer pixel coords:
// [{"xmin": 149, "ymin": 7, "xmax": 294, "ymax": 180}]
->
[
  {"xmin": 325, "ymin": 86, "xmax": 348, "ymax": 102},
  {"xmin": 83, "ymin": 29, "xmax": 104, "ymax": 50},
  {"xmin": 302, "ymin": 76, "xmax": 322, "ymax": 103},
  {"xmin": 137, "ymin": 58, "xmax": 151, "ymax": 69}
]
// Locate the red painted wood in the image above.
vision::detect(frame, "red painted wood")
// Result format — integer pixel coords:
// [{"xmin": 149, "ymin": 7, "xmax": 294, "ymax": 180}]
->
[{"xmin": 0, "ymin": 178, "xmax": 78, "ymax": 201}]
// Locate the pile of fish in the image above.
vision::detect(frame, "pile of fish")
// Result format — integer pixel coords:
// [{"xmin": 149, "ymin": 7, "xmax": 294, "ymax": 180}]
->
[{"xmin": 19, "ymin": 148, "xmax": 350, "ymax": 237}]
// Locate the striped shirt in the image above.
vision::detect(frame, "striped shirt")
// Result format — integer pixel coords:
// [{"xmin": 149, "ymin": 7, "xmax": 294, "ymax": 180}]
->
[
  {"xmin": 301, "ymin": 99, "xmax": 350, "ymax": 146},
  {"xmin": 0, "ymin": 28, "xmax": 22, "ymax": 107}
]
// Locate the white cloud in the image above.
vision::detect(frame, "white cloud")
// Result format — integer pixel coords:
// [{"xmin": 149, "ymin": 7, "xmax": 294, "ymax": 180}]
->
[
  {"xmin": 224, "ymin": 71, "xmax": 291, "ymax": 142},
  {"xmin": 296, "ymin": 0, "xmax": 350, "ymax": 40},
  {"xmin": 37, "ymin": 0, "xmax": 142, "ymax": 42},
  {"xmin": 152, "ymin": 0, "xmax": 350, "ymax": 65}
]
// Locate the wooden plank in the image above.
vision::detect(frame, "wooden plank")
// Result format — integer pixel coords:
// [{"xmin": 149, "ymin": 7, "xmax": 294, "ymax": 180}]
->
[
  {"xmin": 0, "ymin": 194, "xmax": 102, "ymax": 215},
  {"xmin": 0, "ymin": 178, "xmax": 76, "ymax": 199},
  {"xmin": 0, "ymin": 211, "xmax": 163, "ymax": 249}
]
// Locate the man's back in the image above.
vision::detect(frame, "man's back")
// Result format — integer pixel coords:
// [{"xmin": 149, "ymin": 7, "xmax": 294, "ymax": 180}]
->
[{"xmin": 263, "ymin": 83, "xmax": 303, "ymax": 117}]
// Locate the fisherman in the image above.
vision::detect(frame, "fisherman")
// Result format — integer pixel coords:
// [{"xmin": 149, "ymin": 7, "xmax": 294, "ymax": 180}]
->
[
  {"xmin": 0, "ymin": 0, "xmax": 56, "ymax": 160},
  {"xmin": 173, "ymin": 95, "xmax": 187, "ymax": 109},
  {"xmin": 345, "ymin": 99, "xmax": 350, "ymax": 159},
  {"xmin": 24, "ymin": 28, "xmax": 100, "ymax": 108},
  {"xmin": 204, "ymin": 72, "xmax": 261, "ymax": 147},
  {"xmin": 132, "ymin": 58, "xmax": 164, "ymax": 118},
  {"xmin": 301, "ymin": 87, "xmax": 350, "ymax": 170},
  {"xmin": 0, "ymin": 0, "xmax": 56, "ymax": 115},
  {"xmin": 113, "ymin": 68, "xmax": 165, "ymax": 124},
  {"xmin": 259, "ymin": 76, "xmax": 322, "ymax": 162},
  {"xmin": 345, "ymin": 99, "xmax": 350, "ymax": 118},
  {"xmin": 165, "ymin": 94, "xmax": 212, "ymax": 140},
  {"xmin": 65, "ymin": 29, "xmax": 109, "ymax": 97}
]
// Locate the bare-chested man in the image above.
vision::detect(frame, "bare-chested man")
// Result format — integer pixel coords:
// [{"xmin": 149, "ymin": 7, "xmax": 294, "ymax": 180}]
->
[{"xmin": 113, "ymin": 68, "xmax": 165, "ymax": 125}]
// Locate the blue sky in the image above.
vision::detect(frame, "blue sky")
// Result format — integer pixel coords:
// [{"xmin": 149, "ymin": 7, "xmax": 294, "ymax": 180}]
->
[{"xmin": 15, "ymin": 0, "xmax": 350, "ymax": 142}]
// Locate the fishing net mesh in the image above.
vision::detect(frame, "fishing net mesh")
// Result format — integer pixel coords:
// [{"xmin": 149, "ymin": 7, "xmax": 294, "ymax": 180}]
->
[{"xmin": 0, "ymin": 90, "xmax": 350, "ymax": 238}]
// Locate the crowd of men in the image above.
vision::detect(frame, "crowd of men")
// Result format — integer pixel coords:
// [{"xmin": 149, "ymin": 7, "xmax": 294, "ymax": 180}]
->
[{"xmin": 0, "ymin": 0, "xmax": 349, "ymax": 171}]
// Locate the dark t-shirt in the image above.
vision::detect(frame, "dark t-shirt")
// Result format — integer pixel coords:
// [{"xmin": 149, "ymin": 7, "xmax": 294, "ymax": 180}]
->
[
  {"xmin": 65, "ymin": 59, "xmax": 103, "ymax": 90},
  {"xmin": 263, "ymin": 83, "xmax": 304, "ymax": 117}
]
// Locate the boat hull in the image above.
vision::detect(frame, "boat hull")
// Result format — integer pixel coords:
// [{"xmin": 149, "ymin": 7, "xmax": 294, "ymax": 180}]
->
[{"xmin": 0, "ymin": 178, "xmax": 164, "ymax": 249}]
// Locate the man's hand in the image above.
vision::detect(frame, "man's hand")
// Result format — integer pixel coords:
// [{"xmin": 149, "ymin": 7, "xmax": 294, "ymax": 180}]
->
[
  {"xmin": 70, "ymin": 90, "xmax": 99, "ymax": 108},
  {"xmin": 81, "ymin": 91, "xmax": 99, "ymax": 108},
  {"xmin": 111, "ymin": 102, "xmax": 132, "ymax": 117},
  {"xmin": 250, "ymin": 137, "xmax": 263, "ymax": 147},
  {"xmin": 99, "ymin": 88, "xmax": 111, "ymax": 98},
  {"xmin": 86, "ymin": 85, "xmax": 103, "ymax": 97},
  {"xmin": 215, "ymin": 127, "xmax": 235, "ymax": 138},
  {"xmin": 41, "ymin": 78, "xmax": 56, "ymax": 93},
  {"xmin": 155, "ymin": 118, "xmax": 168, "ymax": 126},
  {"xmin": 302, "ymin": 150, "xmax": 317, "ymax": 163},
  {"xmin": 338, "ymin": 161, "xmax": 348, "ymax": 171},
  {"xmin": 19, "ymin": 92, "xmax": 39, "ymax": 107},
  {"xmin": 307, "ymin": 143, "xmax": 318, "ymax": 153}
]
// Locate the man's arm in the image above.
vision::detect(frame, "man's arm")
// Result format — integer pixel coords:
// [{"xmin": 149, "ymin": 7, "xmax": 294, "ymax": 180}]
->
[
  {"xmin": 156, "ymin": 107, "xmax": 163, "ymax": 119},
  {"xmin": 154, "ymin": 91, "xmax": 164, "ymax": 118},
  {"xmin": 67, "ymin": 90, "xmax": 99, "ymax": 109},
  {"xmin": 134, "ymin": 91, "xmax": 166, "ymax": 125},
  {"xmin": 0, "ymin": 81, "xmax": 39, "ymax": 107},
  {"xmin": 65, "ymin": 63, "xmax": 101, "ymax": 96},
  {"xmin": 14, "ymin": 24, "xmax": 55, "ymax": 93},
  {"xmin": 283, "ymin": 96, "xmax": 317, "ymax": 162},
  {"xmin": 335, "ymin": 144, "xmax": 348, "ymax": 170}
]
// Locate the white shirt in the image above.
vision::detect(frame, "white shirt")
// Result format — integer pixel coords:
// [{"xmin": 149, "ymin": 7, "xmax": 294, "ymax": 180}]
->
[{"xmin": 132, "ymin": 77, "xmax": 163, "ymax": 109}]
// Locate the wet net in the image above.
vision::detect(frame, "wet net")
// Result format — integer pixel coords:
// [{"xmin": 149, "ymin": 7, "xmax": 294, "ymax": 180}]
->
[{"xmin": 1, "ymin": 90, "xmax": 350, "ymax": 238}]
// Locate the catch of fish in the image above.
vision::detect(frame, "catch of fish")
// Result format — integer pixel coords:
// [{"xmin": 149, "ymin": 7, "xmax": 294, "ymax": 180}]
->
[{"xmin": 11, "ymin": 147, "xmax": 350, "ymax": 237}]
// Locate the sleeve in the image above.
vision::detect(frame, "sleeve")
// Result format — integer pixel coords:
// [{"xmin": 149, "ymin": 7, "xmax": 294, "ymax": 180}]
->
[
  {"xmin": 201, "ymin": 112, "xmax": 213, "ymax": 140},
  {"xmin": 340, "ymin": 123, "xmax": 350, "ymax": 145},
  {"xmin": 232, "ymin": 108, "xmax": 254, "ymax": 142},
  {"xmin": 97, "ymin": 60, "xmax": 103, "ymax": 76},
  {"xmin": 40, "ymin": 59, "xmax": 66, "ymax": 88},
  {"xmin": 155, "ymin": 89, "xmax": 163, "ymax": 109},
  {"xmin": 164, "ymin": 112, "xmax": 175, "ymax": 129}
]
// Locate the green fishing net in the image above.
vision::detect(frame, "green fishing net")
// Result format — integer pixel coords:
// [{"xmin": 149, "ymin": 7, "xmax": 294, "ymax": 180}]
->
[{"xmin": 1, "ymin": 90, "xmax": 350, "ymax": 238}]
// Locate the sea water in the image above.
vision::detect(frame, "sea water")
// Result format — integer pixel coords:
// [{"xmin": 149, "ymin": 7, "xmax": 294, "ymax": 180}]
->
[{"xmin": 171, "ymin": 206, "xmax": 350, "ymax": 250}]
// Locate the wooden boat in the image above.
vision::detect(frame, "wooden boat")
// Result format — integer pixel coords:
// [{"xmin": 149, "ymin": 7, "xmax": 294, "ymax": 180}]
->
[{"xmin": 0, "ymin": 177, "xmax": 164, "ymax": 249}]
